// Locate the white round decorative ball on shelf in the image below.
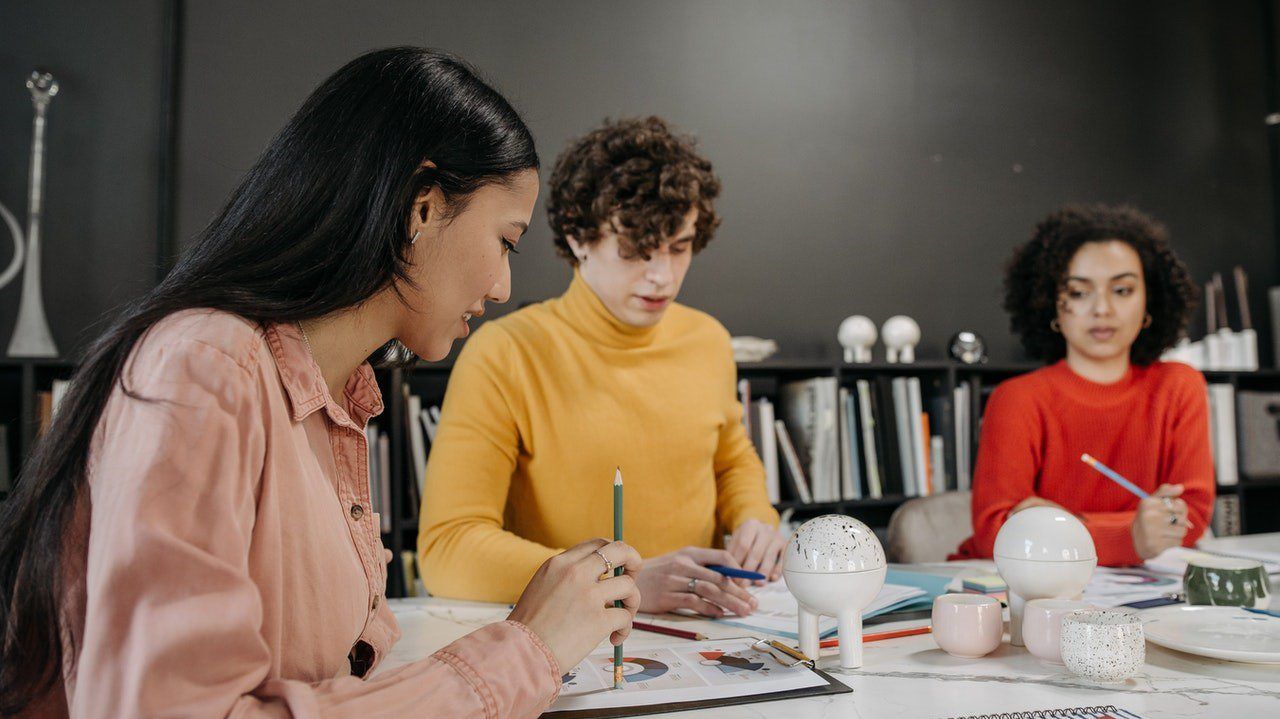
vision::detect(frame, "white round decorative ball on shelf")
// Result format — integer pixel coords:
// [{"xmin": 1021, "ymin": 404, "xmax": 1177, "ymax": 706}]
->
[
  {"xmin": 783, "ymin": 515, "xmax": 887, "ymax": 669},
  {"xmin": 837, "ymin": 315, "xmax": 877, "ymax": 363},
  {"xmin": 881, "ymin": 315, "xmax": 920, "ymax": 363},
  {"xmin": 993, "ymin": 506, "xmax": 1097, "ymax": 646}
]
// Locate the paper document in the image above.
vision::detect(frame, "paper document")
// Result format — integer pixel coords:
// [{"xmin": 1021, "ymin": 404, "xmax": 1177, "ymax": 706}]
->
[
  {"xmin": 1081, "ymin": 567, "xmax": 1183, "ymax": 607},
  {"xmin": 549, "ymin": 638, "xmax": 827, "ymax": 713}
]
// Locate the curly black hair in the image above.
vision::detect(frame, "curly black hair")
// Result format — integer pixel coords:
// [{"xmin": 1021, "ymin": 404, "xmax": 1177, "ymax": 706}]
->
[
  {"xmin": 1004, "ymin": 204, "xmax": 1199, "ymax": 365},
  {"xmin": 546, "ymin": 116, "xmax": 721, "ymax": 262}
]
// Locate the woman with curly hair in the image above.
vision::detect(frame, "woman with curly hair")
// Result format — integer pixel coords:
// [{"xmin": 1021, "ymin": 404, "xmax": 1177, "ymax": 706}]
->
[
  {"xmin": 419, "ymin": 117, "xmax": 780, "ymax": 617},
  {"xmin": 952, "ymin": 204, "xmax": 1213, "ymax": 567}
]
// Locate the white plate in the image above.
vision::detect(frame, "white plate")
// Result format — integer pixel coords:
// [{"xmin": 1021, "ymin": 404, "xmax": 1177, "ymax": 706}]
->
[{"xmin": 1141, "ymin": 605, "xmax": 1280, "ymax": 664}]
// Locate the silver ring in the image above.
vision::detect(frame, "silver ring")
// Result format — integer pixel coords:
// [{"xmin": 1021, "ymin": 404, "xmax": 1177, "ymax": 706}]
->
[
  {"xmin": 687, "ymin": 577, "xmax": 698, "ymax": 594},
  {"xmin": 593, "ymin": 549, "xmax": 613, "ymax": 578},
  {"xmin": 1162, "ymin": 497, "xmax": 1175, "ymax": 511},
  {"xmin": 1167, "ymin": 513, "xmax": 1180, "ymax": 526}
]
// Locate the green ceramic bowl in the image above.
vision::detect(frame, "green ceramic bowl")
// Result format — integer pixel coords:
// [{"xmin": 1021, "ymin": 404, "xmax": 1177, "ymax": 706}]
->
[{"xmin": 1183, "ymin": 556, "xmax": 1271, "ymax": 609}]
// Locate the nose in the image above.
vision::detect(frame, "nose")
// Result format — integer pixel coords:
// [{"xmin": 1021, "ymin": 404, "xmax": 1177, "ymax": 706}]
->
[
  {"xmin": 487, "ymin": 256, "xmax": 512, "ymax": 305},
  {"xmin": 1091, "ymin": 290, "xmax": 1114, "ymax": 317},
  {"xmin": 644, "ymin": 249, "xmax": 674, "ymax": 287}
]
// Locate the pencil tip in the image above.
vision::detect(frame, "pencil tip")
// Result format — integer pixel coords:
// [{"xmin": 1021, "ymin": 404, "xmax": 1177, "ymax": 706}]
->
[
  {"xmin": 614, "ymin": 467, "xmax": 623, "ymax": 485},
  {"xmin": 1080, "ymin": 453, "xmax": 1092, "ymax": 463}
]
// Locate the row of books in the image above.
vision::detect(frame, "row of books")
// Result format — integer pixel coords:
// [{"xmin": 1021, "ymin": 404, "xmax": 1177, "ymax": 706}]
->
[
  {"xmin": 741, "ymin": 376, "xmax": 970, "ymax": 504},
  {"xmin": 402, "ymin": 386, "xmax": 442, "ymax": 519},
  {"xmin": 364, "ymin": 424, "xmax": 393, "ymax": 533}
]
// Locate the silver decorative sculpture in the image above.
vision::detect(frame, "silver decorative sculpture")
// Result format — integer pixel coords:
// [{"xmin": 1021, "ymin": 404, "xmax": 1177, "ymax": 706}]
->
[{"xmin": 0, "ymin": 71, "xmax": 60, "ymax": 357}]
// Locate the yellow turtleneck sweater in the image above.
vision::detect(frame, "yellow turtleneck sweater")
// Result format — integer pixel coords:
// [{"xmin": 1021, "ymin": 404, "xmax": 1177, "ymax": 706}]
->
[{"xmin": 418, "ymin": 272, "xmax": 778, "ymax": 602}]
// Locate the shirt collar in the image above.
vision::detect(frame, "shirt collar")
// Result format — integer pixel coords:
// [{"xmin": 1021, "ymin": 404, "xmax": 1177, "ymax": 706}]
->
[{"xmin": 264, "ymin": 322, "xmax": 384, "ymax": 428}]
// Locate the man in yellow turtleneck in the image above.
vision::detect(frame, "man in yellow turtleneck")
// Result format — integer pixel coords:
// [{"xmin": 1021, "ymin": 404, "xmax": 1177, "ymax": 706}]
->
[{"xmin": 419, "ymin": 117, "xmax": 781, "ymax": 617}]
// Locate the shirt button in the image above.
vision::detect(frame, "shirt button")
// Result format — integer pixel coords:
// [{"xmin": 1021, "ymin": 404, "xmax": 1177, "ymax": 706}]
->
[
  {"xmin": 350, "ymin": 504, "xmax": 364, "ymax": 521},
  {"xmin": 372, "ymin": 594, "xmax": 380, "ymax": 610}
]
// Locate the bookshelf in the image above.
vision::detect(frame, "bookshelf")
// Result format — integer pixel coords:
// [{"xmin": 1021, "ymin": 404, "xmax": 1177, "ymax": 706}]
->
[{"xmin": 3, "ymin": 357, "xmax": 1278, "ymax": 600}]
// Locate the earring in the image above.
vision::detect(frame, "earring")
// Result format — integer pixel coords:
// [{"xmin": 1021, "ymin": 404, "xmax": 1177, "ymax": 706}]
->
[
  {"xmin": 1142, "ymin": 313, "xmax": 1153, "ymax": 328},
  {"xmin": 411, "ymin": 230, "xmax": 420, "ymax": 245},
  {"xmin": 578, "ymin": 254, "xmax": 587, "ymax": 263},
  {"xmin": 1050, "ymin": 319, "xmax": 1061, "ymax": 333}
]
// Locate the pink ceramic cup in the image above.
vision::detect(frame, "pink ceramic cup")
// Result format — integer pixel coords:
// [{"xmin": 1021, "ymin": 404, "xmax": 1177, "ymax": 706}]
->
[
  {"xmin": 932, "ymin": 593, "xmax": 1003, "ymax": 658},
  {"xmin": 1022, "ymin": 598, "xmax": 1095, "ymax": 664}
]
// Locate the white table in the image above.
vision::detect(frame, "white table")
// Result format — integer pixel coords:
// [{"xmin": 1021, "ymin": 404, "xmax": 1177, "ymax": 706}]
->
[{"xmin": 382, "ymin": 533, "xmax": 1280, "ymax": 718}]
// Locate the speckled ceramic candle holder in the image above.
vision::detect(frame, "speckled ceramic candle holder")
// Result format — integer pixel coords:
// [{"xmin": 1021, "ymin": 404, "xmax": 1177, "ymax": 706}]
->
[
  {"xmin": 1060, "ymin": 609, "xmax": 1145, "ymax": 683},
  {"xmin": 783, "ymin": 515, "xmax": 887, "ymax": 669}
]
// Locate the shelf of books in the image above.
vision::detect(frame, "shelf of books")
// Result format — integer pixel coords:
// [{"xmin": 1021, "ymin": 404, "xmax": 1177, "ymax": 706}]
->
[{"xmin": 3, "ymin": 357, "xmax": 1278, "ymax": 600}]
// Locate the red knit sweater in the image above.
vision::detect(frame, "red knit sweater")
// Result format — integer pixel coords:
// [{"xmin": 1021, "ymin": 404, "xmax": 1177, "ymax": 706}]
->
[{"xmin": 953, "ymin": 360, "xmax": 1214, "ymax": 566}]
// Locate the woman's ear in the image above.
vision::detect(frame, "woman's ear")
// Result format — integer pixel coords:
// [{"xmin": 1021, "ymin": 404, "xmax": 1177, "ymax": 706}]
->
[{"xmin": 413, "ymin": 160, "xmax": 439, "ymax": 226}]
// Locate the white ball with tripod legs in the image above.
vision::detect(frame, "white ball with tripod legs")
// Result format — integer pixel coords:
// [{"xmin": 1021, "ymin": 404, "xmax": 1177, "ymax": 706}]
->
[{"xmin": 783, "ymin": 515, "xmax": 886, "ymax": 669}]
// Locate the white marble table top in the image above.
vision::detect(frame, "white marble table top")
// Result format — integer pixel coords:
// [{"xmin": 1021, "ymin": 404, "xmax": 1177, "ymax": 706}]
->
[{"xmin": 382, "ymin": 534, "xmax": 1280, "ymax": 718}]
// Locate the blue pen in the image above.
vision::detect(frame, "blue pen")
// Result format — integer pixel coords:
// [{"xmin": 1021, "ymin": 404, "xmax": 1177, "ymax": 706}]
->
[
  {"xmin": 1244, "ymin": 606, "xmax": 1280, "ymax": 618},
  {"xmin": 707, "ymin": 564, "xmax": 767, "ymax": 581}
]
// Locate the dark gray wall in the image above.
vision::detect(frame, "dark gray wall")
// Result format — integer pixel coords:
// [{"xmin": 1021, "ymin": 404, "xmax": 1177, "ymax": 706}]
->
[
  {"xmin": 0, "ymin": 1, "xmax": 166, "ymax": 357},
  {"xmin": 171, "ymin": 1, "xmax": 1276, "ymax": 362}
]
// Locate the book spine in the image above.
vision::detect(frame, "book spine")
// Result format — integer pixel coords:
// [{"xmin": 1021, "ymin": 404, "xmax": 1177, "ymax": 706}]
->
[
  {"xmin": 856, "ymin": 380, "xmax": 882, "ymax": 498},
  {"xmin": 775, "ymin": 419, "xmax": 812, "ymax": 503},
  {"xmin": 758, "ymin": 399, "xmax": 780, "ymax": 504}
]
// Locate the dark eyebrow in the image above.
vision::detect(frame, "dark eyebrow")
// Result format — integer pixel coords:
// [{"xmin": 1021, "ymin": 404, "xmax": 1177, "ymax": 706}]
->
[
  {"xmin": 509, "ymin": 220, "xmax": 528, "ymax": 236},
  {"xmin": 1066, "ymin": 272, "xmax": 1138, "ymax": 284}
]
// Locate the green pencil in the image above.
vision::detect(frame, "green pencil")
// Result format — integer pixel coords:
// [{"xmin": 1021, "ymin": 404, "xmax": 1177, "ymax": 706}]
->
[{"xmin": 613, "ymin": 467, "xmax": 624, "ymax": 689}]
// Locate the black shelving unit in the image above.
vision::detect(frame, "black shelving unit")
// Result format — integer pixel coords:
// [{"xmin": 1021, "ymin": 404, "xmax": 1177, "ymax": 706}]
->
[
  {"xmin": 5, "ymin": 357, "xmax": 1277, "ymax": 599},
  {"xmin": 384, "ymin": 357, "xmax": 1280, "ymax": 596}
]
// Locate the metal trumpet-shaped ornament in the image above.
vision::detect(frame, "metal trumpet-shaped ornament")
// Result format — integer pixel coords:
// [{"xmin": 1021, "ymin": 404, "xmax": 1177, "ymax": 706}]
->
[{"xmin": 0, "ymin": 70, "xmax": 60, "ymax": 358}]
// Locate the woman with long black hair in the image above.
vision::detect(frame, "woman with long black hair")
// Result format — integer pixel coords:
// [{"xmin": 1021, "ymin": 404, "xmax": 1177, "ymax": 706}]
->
[{"xmin": 0, "ymin": 47, "xmax": 640, "ymax": 717}]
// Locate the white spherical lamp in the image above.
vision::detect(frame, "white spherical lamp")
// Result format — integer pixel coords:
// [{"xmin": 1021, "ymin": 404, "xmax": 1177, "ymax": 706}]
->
[
  {"xmin": 837, "ymin": 315, "xmax": 877, "ymax": 363},
  {"xmin": 993, "ymin": 506, "xmax": 1097, "ymax": 646},
  {"xmin": 783, "ymin": 515, "xmax": 887, "ymax": 669},
  {"xmin": 881, "ymin": 315, "xmax": 921, "ymax": 363}
]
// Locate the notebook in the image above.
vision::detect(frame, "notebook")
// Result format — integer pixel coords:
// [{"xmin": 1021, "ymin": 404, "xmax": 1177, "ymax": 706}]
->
[{"xmin": 944, "ymin": 706, "xmax": 1144, "ymax": 719}]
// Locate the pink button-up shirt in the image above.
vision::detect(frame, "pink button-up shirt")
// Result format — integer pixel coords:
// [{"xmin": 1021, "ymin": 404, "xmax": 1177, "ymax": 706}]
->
[{"xmin": 49, "ymin": 309, "xmax": 560, "ymax": 717}]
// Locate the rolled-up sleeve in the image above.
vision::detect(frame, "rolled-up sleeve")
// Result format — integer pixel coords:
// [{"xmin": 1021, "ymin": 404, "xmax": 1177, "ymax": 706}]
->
[{"xmin": 74, "ymin": 338, "xmax": 560, "ymax": 718}]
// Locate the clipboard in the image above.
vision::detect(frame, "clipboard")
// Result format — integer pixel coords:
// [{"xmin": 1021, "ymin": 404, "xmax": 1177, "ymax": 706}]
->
[{"xmin": 542, "ymin": 666, "xmax": 849, "ymax": 718}]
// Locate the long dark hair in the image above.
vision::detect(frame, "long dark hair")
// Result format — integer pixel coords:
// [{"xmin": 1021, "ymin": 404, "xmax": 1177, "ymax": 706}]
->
[{"xmin": 0, "ymin": 46, "xmax": 538, "ymax": 711}]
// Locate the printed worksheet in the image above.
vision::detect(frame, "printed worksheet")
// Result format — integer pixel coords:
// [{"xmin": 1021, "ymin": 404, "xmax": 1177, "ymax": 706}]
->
[{"xmin": 549, "ymin": 638, "xmax": 828, "ymax": 713}]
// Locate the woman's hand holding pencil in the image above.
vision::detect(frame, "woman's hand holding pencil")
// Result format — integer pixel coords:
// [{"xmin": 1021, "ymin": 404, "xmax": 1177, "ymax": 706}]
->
[
  {"xmin": 1132, "ymin": 483, "xmax": 1192, "ymax": 559},
  {"xmin": 507, "ymin": 538, "xmax": 642, "ymax": 675}
]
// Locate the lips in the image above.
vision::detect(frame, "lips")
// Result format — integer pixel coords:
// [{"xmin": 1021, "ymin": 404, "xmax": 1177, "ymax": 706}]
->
[
  {"xmin": 637, "ymin": 295, "xmax": 670, "ymax": 310},
  {"xmin": 1089, "ymin": 328, "xmax": 1116, "ymax": 341}
]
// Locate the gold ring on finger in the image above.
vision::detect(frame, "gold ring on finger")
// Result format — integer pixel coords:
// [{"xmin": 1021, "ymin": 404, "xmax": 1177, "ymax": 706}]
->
[{"xmin": 593, "ymin": 549, "xmax": 613, "ymax": 580}]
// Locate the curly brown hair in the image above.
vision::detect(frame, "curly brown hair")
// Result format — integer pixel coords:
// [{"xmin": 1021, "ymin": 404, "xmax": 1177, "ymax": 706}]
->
[
  {"xmin": 1004, "ymin": 204, "xmax": 1199, "ymax": 365},
  {"xmin": 546, "ymin": 116, "xmax": 721, "ymax": 262}
]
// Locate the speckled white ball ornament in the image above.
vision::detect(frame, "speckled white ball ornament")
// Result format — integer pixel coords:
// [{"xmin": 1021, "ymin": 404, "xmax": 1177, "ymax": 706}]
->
[
  {"xmin": 783, "ymin": 515, "xmax": 887, "ymax": 669},
  {"xmin": 1060, "ymin": 609, "xmax": 1145, "ymax": 683},
  {"xmin": 837, "ymin": 315, "xmax": 877, "ymax": 363}
]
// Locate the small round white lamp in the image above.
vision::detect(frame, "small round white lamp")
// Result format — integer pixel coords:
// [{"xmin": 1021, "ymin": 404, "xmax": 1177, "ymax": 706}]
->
[
  {"xmin": 993, "ymin": 506, "xmax": 1097, "ymax": 646},
  {"xmin": 881, "ymin": 315, "xmax": 921, "ymax": 363},
  {"xmin": 783, "ymin": 515, "xmax": 887, "ymax": 669},
  {"xmin": 837, "ymin": 315, "xmax": 877, "ymax": 363}
]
